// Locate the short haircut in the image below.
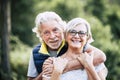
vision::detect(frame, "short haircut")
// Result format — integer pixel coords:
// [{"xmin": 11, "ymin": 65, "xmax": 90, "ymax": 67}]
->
[
  {"xmin": 65, "ymin": 18, "xmax": 94, "ymax": 43},
  {"xmin": 32, "ymin": 11, "xmax": 66, "ymax": 41}
]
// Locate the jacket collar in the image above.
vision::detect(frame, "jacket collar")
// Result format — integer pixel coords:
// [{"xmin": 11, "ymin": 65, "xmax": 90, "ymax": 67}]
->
[{"xmin": 39, "ymin": 40, "xmax": 65, "ymax": 55}]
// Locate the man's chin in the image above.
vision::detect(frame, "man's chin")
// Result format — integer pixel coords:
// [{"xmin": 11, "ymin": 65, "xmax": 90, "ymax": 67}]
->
[
  {"xmin": 47, "ymin": 45, "xmax": 59, "ymax": 50},
  {"xmin": 49, "ymin": 47, "xmax": 59, "ymax": 50},
  {"xmin": 48, "ymin": 42, "xmax": 62, "ymax": 50}
]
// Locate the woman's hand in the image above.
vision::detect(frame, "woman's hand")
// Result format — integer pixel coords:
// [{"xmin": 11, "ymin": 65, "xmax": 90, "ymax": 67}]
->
[
  {"xmin": 42, "ymin": 57, "xmax": 54, "ymax": 77},
  {"xmin": 77, "ymin": 52, "xmax": 94, "ymax": 67}
]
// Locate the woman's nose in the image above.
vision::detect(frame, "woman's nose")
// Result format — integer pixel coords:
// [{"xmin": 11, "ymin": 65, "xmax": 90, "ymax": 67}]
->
[{"xmin": 74, "ymin": 33, "xmax": 80, "ymax": 38}]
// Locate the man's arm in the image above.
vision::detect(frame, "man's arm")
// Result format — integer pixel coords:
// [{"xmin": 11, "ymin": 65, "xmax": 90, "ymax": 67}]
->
[
  {"xmin": 27, "ymin": 55, "xmax": 43, "ymax": 80},
  {"xmin": 50, "ymin": 57, "xmax": 68, "ymax": 80},
  {"xmin": 97, "ymin": 66, "xmax": 108, "ymax": 80},
  {"xmin": 28, "ymin": 73, "xmax": 42, "ymax": 80},
  {"xmin": 90, "ymin": 45, "xmax": 106, "ymax": 66},
  {"xmin": 63, "ymin": 44, "xmax": 106, "ymax": 72},
  {"xmin": 27, "ymin": 45, "xmax": 43, "ymax": 80},
  {"xmin": 63, "ymin": 58, "xmax": 83, "ymax": 73}
]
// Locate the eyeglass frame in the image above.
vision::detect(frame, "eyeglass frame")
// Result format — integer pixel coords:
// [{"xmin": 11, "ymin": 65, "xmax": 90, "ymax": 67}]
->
[{"xmin": 68, "ymin": 30, "xmax": 88, "ymax": 37}]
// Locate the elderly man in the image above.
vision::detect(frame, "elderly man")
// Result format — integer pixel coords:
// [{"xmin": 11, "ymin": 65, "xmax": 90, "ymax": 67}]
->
[{"xmin": 27, "ymin": 11, "xmax": 106, "ymax": 80}]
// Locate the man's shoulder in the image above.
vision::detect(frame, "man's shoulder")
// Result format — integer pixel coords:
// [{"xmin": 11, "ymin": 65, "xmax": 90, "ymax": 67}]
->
[
  {"xmin": 33, "ymin": 44, "xmax": 41, "ymax": 54},
  {"xmin": 86, "ymin": 44, "xmax": 104, "ymax": 54},
  {"xmin": 32, "ymin": 44, "xmax": 49, "ymax": 58},
  {"xmin": 86, "ymin": 44, "xmax": 99, "ymax": 49},
  {"xmin": 85, "ymin": 44, "xmax": 96, "ymax": 53},
  {"xmin": 57, "ymin": 43, "xmax": 68, "ymax": 56},
  {"xmin": 86, "ymin": 44, "xmax": 100, "ymax": 51}
]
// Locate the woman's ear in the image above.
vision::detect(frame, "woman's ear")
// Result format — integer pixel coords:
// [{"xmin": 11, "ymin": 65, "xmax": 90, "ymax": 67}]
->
[{"xmin": 87, "ymin": 34, "xmax": 91, "ymax": 41}]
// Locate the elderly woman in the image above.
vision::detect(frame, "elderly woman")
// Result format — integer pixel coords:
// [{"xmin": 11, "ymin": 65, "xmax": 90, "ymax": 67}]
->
[{"xmin": 43, "ymin": 18, "xmax": 107, "ymax": 80}]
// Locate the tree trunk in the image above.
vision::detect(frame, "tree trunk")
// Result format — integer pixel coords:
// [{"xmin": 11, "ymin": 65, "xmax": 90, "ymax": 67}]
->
[{"xmin": 0, "ymin": 0, "xmax": 11, "ymax": 79}]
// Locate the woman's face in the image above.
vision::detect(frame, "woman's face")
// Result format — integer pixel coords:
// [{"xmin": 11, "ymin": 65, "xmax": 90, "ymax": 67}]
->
[{"xmin": 66, "ymin": 24, "xmax": 88, "ymax": 50}]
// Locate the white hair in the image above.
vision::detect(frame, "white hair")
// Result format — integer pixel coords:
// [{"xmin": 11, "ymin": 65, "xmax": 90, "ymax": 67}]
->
[
  {"xmin": 65, "ymin": 18, "xmax": 94, "ymax": 43},
  {"xmin": 32, "ymin": 11, "xmax": 66, "ymax": 41}
]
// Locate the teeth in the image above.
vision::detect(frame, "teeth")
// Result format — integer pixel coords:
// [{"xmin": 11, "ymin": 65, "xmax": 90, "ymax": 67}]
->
[
  {"xmin": 73, "ymin": 41, "xmax": 80, "ymax": 43},
  {"xmin": 50, "ymin": 40, "xmax": 58, "ymax": 43}
]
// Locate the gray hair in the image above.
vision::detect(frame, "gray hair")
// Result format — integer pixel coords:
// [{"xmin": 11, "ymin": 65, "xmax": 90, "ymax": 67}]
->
[
  {"xmin": 32, "ymin": 11, "xmax": 66, "ymax": 41},
  {"xmin": 65, "ymin": 18, "xmax": 94, "ymax": 43}
]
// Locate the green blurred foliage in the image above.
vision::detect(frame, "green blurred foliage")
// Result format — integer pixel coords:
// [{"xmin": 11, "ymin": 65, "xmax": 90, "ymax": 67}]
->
[
  {"xmin": 8, "ymin": 0, "xmax": 120, "ymax": 80},
  {"xmin": 11, "ymin": 0, "xmax": 37, "ymax": 46},
  {"xmin": 10, "ymin": 36, "xmax": 32, "ymax": 80}
]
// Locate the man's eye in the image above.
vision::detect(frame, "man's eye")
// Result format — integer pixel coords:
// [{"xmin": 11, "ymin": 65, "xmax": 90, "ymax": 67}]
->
[
  {"xmin": 44, "ymin": 31, "xmax": 50, "ymax": 35},
  {"xmin": 53, "ymin": 28, "xmax": 60, "ymax": 32}
]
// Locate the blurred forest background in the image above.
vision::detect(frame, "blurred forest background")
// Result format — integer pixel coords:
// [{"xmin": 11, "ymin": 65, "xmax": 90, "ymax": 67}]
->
[{"xmin": 0, "ymin": 0, "xmax": 120, "ymax": 80}]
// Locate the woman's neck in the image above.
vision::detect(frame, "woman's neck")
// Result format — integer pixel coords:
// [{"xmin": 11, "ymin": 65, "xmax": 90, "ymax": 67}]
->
[
  {"xmin": 68, "ymin": 46, "xmax": 83, "ymax": 53},
  {"xmin": 61, "ymin": 47, "xmax": 83, "ymax": 61}
]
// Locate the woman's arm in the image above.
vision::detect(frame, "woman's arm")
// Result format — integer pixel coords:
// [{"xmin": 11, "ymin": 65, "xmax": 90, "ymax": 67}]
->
[
  {"xmin": 77, "ymin": 52, "xmax": 106, "ymax": 80},
  {"xmin": 97, "ymin": 67, "xmax": 108, "ymax": 80},
  {"xmin": 85, "ymin": 65, "xmax": 107, "ymax": 80},
  {"xmin": 63, "ymin": 45, "xmax": 106, "ymax": 73},
  {"xmin": 63, "ymin": 59, "xmax": 83, "ymax": 73},
  {"xmin": 85, "ymin": 66, "xmax": 96, "ymax": 80},
  {"xmin": 84, "ymin": 63, "xmax": 101, "ymax": 80}
]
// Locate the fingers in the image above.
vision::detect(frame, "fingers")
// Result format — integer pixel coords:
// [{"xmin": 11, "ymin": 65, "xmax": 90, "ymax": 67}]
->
[
  {"xmin": 77, "ymin": 55, "xmax": 81, "ymax": 61},
  {"xmin": 42, "ymin": 57, "xmax": 54, "ymax": 70},
  {"xmin": 43, "ymin": 64, "xmax": 54, "ymax": 71},
  {"xmin": 42, "ymin": 66, "xmax": 53, "ymax": 76},
  {"xmin": 42, "ymin": 57, "xmax": 54, "ymax": 76},
  {"xmin": 77, "ymin": 52, "xmax": 94, "ymax": 66},
  {"xmin": 42, "ymin": 63, "xmax": 54, "ymax": 77},
  {"xmin": 77, "ymin": 55, "xmax": 83, "ymax": 65},
  {"xmin": 43, "ymin": 57, "xmax": 53, "ymax": 65},
  {"xmin": 43, "ymin": 57, "xmax": 69, "ymax": 76}
]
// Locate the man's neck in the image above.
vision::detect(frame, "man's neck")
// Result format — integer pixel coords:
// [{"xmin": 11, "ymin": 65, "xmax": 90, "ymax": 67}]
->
[{"xmin": 48, "ymin": 47, "xmax": 58, "ymax": 57}]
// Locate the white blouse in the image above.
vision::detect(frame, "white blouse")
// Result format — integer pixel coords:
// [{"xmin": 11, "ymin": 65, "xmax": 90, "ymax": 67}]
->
[
  {"xmin": 43, "ymin": 63, "xmax": 105, "ymax": 80},
  {"xmin": 60, "ymin": 63, "xmax": 105, "ymax": 80}
]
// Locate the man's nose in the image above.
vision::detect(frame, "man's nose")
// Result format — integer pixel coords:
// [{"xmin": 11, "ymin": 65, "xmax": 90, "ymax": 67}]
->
[{"xmin": 49, "ymin": 32, "xmax": 56, "ymax": 38}]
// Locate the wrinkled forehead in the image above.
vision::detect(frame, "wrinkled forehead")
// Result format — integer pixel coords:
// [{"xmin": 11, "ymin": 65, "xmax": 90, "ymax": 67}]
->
[{"xmin": 40, "ymin": 20, "xmax": 64, "ymax": 31}]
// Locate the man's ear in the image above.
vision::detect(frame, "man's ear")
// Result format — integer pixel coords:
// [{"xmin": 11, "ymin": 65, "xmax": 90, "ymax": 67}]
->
[
  {"xmin": 39, "ymin": 34, "xmax": 43, "ymax": 42},
  {"xmin": 64, "ymin": 32, "xmax": 66, "ymax": 38},
  {"xmin": 64, "ymin": 32, "xmax": 68, "ymax": 42}
]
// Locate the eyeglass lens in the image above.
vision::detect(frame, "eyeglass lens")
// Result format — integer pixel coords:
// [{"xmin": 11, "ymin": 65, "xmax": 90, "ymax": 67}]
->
[{"xmin": 68, "ymin": 30, "xmax": 87, "ymax": 37}]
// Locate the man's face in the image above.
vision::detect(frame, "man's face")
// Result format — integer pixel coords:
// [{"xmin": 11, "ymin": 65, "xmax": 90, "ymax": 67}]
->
[{"xmin": 40, "ymin": 20, "xmax": 64, "ymax": 50}]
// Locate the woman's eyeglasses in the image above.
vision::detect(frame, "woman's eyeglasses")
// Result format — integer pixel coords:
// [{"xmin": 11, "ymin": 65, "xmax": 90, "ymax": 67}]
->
[{"xmin": 68, "ymin": 30, "xmax": 87, "ymax": 37}]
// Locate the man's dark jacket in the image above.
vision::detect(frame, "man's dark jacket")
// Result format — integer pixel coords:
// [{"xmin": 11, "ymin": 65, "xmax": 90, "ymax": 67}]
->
[{"xmin": 33, "ymin": 44, "xmax": 68, "ymax": 73}]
